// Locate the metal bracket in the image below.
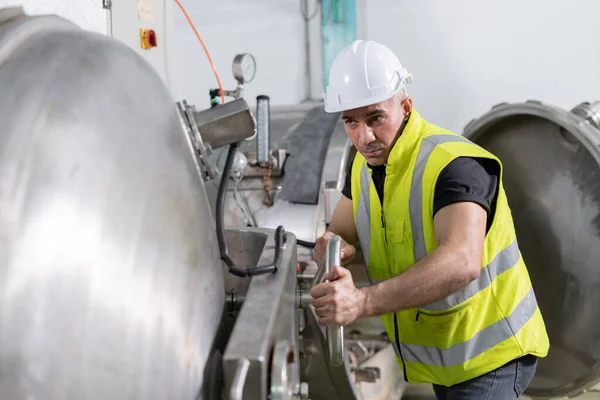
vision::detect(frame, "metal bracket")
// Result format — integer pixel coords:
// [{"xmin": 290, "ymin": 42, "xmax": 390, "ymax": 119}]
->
[
  {"xmin": 102, "ymin": 0, "xmax": 112, "ymax": 10},
  {"xmin": 270, "ymin": 340, "xmax": 296, "ymax": 400},
  {"xmin": 176, "ymin": 101, "xmax": 219, "ymax": 182}
]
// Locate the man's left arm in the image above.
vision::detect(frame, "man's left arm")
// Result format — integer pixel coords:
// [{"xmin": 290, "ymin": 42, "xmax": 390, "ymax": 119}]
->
[
  {"xmin": 358, "ymin": 201, "xmax": 486, "ymax": 318},
  {"xmin": 310, "ymin": 201, "xmax": 487, "ymax": 325}
]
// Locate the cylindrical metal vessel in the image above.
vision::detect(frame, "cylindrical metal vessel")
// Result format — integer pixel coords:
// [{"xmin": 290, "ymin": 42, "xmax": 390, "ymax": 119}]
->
[
  {"xmin": 0, "ymin": 9, "xmax": 224, "ymax": 400},
  {"xmin": 464, "ymin": 100, "xmax": 600, "ymax": 399}
]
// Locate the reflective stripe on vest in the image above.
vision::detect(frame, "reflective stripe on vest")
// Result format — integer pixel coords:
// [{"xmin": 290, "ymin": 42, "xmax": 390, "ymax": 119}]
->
[{"xmin": 356, "ymin": 163, "xmax": 372, "ymax": 266}]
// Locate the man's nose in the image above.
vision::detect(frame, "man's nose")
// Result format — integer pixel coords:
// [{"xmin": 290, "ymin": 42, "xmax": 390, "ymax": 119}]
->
[{"xmin": 358, "ymin": 124, "xmax": 375, "ymax": 146}]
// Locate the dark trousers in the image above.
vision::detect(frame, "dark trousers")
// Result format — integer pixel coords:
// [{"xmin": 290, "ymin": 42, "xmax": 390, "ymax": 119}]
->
[{"xmin": 432, "ymin": 355, "xmax": 538, "ymax": 400}]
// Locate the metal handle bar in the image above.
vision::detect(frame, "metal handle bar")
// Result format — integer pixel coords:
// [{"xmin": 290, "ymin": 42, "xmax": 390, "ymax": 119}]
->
[
  {"xmin": 302, "ymin": 235, "xmax": 344, "ymax": 367},
  {"xmin": 323, "ymin": 235, "xmax": 344, "ymax": 366},
  {"xmin": 297, "ymin": 235, "xmax": 346, "ymax": 366}
]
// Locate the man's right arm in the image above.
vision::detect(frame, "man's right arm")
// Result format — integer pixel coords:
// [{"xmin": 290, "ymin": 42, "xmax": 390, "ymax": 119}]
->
[
  {"xmin": 313, "ymin": 180, "xmax": 359, "ymax": 265},
  {"xmin": 332, "ymin": 161, "xmax": 358, "ymax": 245},
  {"xmin": 328, "ymin": 196, "xmax": 358, "ymax": 246}
]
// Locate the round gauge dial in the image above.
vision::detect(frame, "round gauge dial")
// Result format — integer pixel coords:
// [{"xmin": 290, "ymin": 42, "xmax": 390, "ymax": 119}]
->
[{"xmin": 232, "ymin": 53, "xmax": 256, "ymax": 84}]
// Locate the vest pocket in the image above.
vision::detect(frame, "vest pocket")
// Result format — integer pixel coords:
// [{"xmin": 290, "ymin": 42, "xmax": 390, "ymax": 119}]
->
[
  {"xmin": 413, "ymin": 300, "xmax": 473, "ymax": 347},
  {"xmin": 391, "ymin": 218, "xmax": 414, "ymax": 270},
  {"xmin": 393, "ymin": 218, "xmax": 405, "ymax": 243},
  {"xmin": 415, "ymin": 300, "xmax": 470, "ymax": 320}
]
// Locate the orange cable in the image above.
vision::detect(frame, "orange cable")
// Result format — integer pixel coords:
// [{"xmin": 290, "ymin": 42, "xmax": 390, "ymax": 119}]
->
[{"xmin": 174, "ymin": 0, "xmax": 225, "ymax": 104}]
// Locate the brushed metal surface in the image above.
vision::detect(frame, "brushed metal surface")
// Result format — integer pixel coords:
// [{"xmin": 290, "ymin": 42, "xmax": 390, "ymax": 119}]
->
[
  {"xmin": 193, "ymin": 98, "xmax": 257, "ymax": 150},
  {"xmin": 0, "ymin": 12, "xmax": 224, "ymax": 400},
  {"xmin": 222, "ymin": 228, "xmax": 300, "ymax": 399},
  {"xmin": 464, "ymin": 100, "xmax": 600, "ymax": 399}
]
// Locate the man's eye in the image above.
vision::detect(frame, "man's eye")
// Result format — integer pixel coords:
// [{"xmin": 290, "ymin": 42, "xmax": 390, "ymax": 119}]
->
[{"xmin": 372, "ymin": 115, "xmax": 383, "ymax": 122}]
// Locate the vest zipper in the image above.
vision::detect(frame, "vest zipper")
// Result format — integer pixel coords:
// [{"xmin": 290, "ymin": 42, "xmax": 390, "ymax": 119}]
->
[
  {"xmin": 380, "ymin": 180, "xmax": 388, "ymax": 245},
  {"xmin": 394, "ymin": 313, "xmax": 409, "ymax": 382},
  {"xmin": 381, "ymin": 209, "xmax": 388, "ymax": 245}
]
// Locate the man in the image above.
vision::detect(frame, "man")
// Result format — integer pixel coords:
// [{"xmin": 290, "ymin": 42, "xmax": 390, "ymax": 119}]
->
[{"xmin": 310, "ymin": 40, "xmax": 549, "ymax": 399}]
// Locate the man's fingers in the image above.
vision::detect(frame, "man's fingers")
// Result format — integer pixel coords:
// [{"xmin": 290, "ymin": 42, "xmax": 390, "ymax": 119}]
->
[
  {"xmin": 325, "ymin": 264, "xmax": 348, "ymax": 282},
  {"xmin": 312, "ymin": 293, "xmax": 332, "ymax": 308},
  {"xmin": 313, "ymin": 232, "xmax": 335, "ymax": 262},
  {"xmin": 333, "ymin": 264, "xmax": 349, "ymax": 277},
  {"xmin": 317, "ymin": 315, "xmax": 331, "ymax": 326},
  {"xmin": 314, "ymin": 303, "xmax": 334, "ymax": 317},
  {"xmin": 323, "ymin": 269, "xmax": 339, "ymax": 282},
  {"xmin": 340, "ymin": 244, "xmax": 355, "ymax": 262},
  {"xmin": 310, "ymin": 282, "xmax": 333, "ymax": 299}
]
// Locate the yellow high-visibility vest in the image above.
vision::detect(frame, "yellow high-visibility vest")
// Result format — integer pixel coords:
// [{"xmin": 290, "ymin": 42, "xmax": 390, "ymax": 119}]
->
[{"xmin": 351, "ymin": 109, "xmax": 549, "ymax": 386}]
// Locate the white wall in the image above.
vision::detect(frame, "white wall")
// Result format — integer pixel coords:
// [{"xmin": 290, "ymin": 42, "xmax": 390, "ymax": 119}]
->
[
  {"xmin": 362, "ymin": 0, "xmax": 600, "ymax": 133},
  {"xmin": 172, "ymin": 0, "xmax": 312, "ymax": 107},
  {"xmin": 173, "ymin": 0, "xmax": 600, "ymax": 133}
]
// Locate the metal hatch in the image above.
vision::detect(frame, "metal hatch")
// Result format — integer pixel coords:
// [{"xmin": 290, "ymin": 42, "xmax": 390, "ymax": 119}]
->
[{"xmin": 463, "ymin": 100, "xmax": 600, "ymax": 399}]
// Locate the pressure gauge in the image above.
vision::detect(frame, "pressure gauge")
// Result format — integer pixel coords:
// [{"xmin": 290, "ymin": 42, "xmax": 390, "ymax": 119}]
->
[{"xmin": 232, "ymin": 53, "xmax": 256, "ymax": 84}]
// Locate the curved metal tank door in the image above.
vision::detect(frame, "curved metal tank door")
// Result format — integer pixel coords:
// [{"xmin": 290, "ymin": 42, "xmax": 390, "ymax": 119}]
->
[
  {"xmin": 464, "ymin": 100, "xmax": 600, "ymax": 399},
  {"xmin": 0, "ymin": 9, "xmax": 225, "ymax": 400}
]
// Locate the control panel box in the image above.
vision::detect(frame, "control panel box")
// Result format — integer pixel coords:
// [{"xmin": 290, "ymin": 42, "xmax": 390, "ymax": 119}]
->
[{"xmin": 109, "ymin": 0, "xmax": 174, "ymax": 90}]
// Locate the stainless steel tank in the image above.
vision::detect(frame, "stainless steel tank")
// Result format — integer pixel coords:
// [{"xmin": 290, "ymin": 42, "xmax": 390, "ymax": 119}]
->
[
  {"xmin": 464, "ymin": 100, "xmax": 600, "ymax": 399},
  {"xmin": 0, "ymin": 8, "xmax": 225, "ymax": 400}
]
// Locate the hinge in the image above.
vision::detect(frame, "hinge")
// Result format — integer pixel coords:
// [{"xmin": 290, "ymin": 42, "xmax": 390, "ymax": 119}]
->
[{"xmin": 102, "ymin": 0, "xmax": 112, "ymax": 10}]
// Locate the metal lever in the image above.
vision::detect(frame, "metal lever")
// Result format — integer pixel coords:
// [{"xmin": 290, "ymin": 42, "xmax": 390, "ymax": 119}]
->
[
  {"xmin": 298, "ymin": 235, "xmax": 345, "ymax": 367},
  {"xmin": 324, "ymin": 235, "xmax": 344, "ymax": 367}
]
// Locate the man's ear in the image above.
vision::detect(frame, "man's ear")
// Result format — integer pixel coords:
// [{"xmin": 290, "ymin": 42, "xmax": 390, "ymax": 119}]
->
[{"xmin": 401, "ymin": 96, "xmax": 413, "ymax": 114}]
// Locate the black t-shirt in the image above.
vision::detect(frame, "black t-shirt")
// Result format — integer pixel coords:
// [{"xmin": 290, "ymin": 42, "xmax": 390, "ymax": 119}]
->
[{"xmin": 342, "ymin": 157, "xmax": 500, "ymax": 233}]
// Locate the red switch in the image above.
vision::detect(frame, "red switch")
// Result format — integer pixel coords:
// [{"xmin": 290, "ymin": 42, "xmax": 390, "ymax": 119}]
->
[{"xmin": 140, "ymin": 29, "xmax": 157, "ymax": 49}]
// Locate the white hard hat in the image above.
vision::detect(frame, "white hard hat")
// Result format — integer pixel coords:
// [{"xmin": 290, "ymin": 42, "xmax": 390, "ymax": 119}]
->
[{"xmin": 324, "ymin": 40, "xmax": 413, "ymax": 113}]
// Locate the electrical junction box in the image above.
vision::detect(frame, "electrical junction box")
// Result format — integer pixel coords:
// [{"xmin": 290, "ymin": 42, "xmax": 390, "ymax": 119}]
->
[{"xmin": 0, "ymin": 0, "xmax": 174, "ymax": 92}]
